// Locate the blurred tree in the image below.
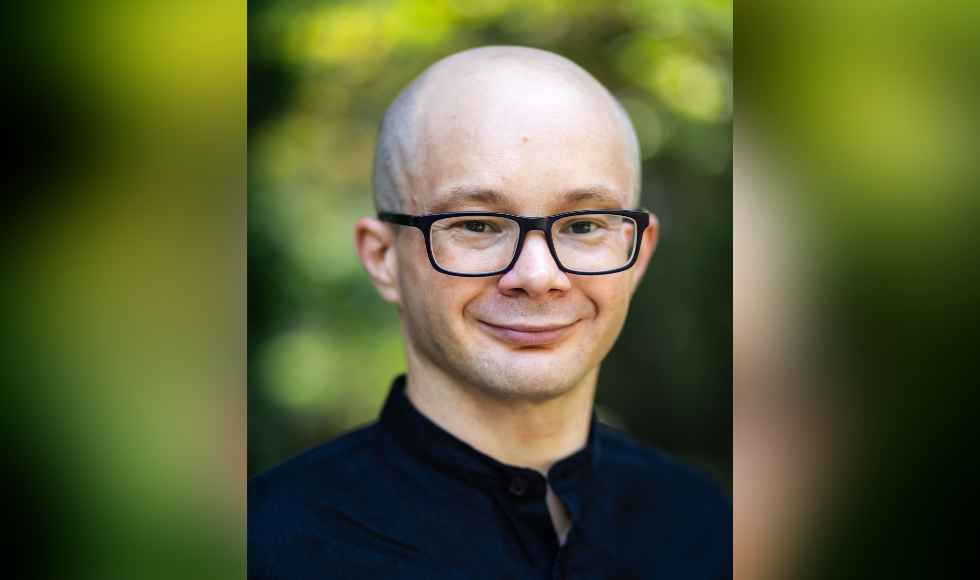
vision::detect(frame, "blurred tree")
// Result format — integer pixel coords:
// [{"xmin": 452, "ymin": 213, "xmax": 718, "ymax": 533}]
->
[{"xmin": 248, "ymin": 0, "xmax": 732, "ymax": 491}]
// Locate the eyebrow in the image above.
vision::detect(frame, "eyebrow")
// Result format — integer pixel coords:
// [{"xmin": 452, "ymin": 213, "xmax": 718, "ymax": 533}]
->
[
  {"xmin": 424, "ymin": 184, "xmax": 629, "ymax": 214},
  {"xmin": 427, "ymin": 187, "xmax": 509, "ymax": 213},
  {"xmin": 555, "ymin": 185, "xmax": 628, "ymax": 208}
]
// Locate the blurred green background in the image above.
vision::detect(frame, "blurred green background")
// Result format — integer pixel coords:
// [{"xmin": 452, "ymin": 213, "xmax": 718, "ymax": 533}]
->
[
  {"xmin": 741, "ymin": 1, "xmax": 980, "ymax": 578},
  {"xmin": 247, "ymin": 0, "xmax": 733, "ymax": 489},
  {"xmin": 2, "ymin": 1, "xmax": 244, "ymax": 578}
]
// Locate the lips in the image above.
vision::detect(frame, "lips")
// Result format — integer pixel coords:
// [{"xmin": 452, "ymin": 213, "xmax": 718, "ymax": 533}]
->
[{"xmin": 476, "ymin": 320, "xmax": 579, "ymax": 346}]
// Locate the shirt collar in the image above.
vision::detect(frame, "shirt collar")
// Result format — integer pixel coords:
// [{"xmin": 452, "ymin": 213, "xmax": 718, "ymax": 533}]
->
[{"xmin": 379, "ymin": 375, "xmax": 600, "ymax": 500}]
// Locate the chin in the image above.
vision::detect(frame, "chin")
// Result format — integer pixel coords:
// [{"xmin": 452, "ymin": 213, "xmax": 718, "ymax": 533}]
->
[{"xmin": 456, "ymin": 351, "xmax": 591, "ymax": 402}]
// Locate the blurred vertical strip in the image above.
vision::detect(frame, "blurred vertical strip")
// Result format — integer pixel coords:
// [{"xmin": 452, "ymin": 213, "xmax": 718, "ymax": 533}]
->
[
  {"xmin": 740, "ymin": 0, "xmax": 980, "ymax": 578},
  {"xmin": 0, "ymin": 1, "xmax": 245, "ymax": 578}
]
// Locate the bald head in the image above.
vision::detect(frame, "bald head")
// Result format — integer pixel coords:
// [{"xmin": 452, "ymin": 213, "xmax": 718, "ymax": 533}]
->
[{"xmin": 373, "ymin": 46, "xmax": 641, "ymax": 213}]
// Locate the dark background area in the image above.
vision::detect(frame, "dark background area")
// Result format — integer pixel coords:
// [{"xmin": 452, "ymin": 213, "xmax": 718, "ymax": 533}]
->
[{"xmin": 247, "ymin": 0, "xmax": 732, "ymax": 490}]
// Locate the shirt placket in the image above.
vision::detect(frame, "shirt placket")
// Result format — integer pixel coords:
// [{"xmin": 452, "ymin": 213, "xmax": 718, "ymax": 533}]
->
[{"xmin": 488, "ymin": 470, "xmax": 560, "ymax": 574}]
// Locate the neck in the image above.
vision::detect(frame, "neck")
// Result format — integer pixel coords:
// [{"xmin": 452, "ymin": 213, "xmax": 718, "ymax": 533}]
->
[{"xmin": 402, "ymin": 343, "xmax": 596, "ymax": 475}]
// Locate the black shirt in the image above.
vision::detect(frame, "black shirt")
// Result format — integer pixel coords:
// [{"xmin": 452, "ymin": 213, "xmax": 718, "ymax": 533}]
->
[{"xmin": 248, "ymin": 376, "xmax": 731, "ymax": 579}]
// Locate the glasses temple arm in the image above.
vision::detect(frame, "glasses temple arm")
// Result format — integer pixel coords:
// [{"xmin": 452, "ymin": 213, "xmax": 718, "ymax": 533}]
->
[{"xmin": 378, "ymin": 212, "xmax": 418, "ymax": 227}]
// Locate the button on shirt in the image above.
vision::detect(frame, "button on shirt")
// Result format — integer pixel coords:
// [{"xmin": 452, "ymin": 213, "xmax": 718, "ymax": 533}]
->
[{"xmin": 248, "ymin": 376, "xmax": 732, "ymax": 579}]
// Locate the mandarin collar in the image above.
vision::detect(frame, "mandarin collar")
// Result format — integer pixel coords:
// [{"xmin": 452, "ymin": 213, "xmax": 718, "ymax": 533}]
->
[{"xmin": 379, "ymin": 375, "xmax": 599, "ymax": 501}]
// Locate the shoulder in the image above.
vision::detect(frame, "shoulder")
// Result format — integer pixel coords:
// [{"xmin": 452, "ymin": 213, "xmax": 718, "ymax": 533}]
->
[
  {"xmin": 247, "ymin": 422, "xmax": 385, "ymax": 522},
  {"xmin": 596, "ymin": 425, "xmax": 728, "ymax": 504},
  {"xmin": 591, "ymin": 426, "xmax": 731, "ymax": 574},
  {"xmin": 247, "ymin": 423, "xmax": 397, "ymax": 575},
  {"xmin": 594, "ymin": 425, "xmax": 731, "ymax": 537},
  {"xmin": 248, "ymin": 422, "xmax": 429, "ymax": 578},
  {"xmin": 249, "ymin": 423, "xmax": 379, "ymax": 489}
]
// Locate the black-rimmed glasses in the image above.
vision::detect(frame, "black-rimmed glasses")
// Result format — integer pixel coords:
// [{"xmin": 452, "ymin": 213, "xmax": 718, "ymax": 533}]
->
[{"xmin": 379, "ymin": 209, "xmax": 651, "ymax": 277}]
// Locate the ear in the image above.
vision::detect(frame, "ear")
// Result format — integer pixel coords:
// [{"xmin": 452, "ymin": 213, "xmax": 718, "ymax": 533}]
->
[
  {"xmin": 629, "ymin": 213, "xmax": 659, "ymax": 295},
  {"xmin": 354, "ymin": 217, "xmax": 401, "ymax": 303}
]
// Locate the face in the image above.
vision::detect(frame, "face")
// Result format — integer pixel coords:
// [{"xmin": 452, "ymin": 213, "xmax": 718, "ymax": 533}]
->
[{"xmin": 380, "ymin": 65, "xmax": 657, "ymax": 400}]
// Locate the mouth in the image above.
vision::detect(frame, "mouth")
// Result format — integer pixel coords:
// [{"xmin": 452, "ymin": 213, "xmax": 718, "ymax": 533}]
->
[{"xmin": 475, "ymin": 319, "xmax": 579, "ymax": 346}]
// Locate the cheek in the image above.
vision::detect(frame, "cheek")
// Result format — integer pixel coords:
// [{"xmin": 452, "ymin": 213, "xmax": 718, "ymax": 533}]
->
[
  {"xmin": 398, "ymin": 238, "xmax": 486, "ymax": 328},
  {"xmin": 421, "ymin": 278, "xmax": 483, "ymax": 324},
  {"xmin": 579, "ymin": 274, "xmax": 633, "ymax": 322},
  {"xmin": 397, "ymin": 235, "xmax": 424, "ymax": 293}
]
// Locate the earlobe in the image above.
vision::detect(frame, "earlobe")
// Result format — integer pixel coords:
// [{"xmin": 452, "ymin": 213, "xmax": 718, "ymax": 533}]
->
[
  {"xmin": 354, "ymin": 217, "xmax": 401, "ymax": 303},
  {"xmin": 630, "ymin": 214, "xmax": 659, "ymax": 295}
]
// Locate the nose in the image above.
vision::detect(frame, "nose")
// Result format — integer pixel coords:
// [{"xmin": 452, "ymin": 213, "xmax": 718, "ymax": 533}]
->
[{"xmin": 497, "ymin": 231, "xmax": 571, "ymax": 298}]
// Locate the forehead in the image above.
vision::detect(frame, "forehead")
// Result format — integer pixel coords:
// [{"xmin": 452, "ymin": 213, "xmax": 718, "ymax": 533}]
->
[{"xmin": 405, "ymin": 67, "xmax": 636, "ymax": 215}]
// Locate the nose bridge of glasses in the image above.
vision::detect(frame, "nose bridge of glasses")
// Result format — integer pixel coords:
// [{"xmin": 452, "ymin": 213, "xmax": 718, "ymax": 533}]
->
[
  {"xmin": 513, "ymin": 228, "xmax": 558, "ymax": 271},
  {"xmin": 518, "ymin": 216, "xmax": 550, "ymax": 233},
  {"xmin": 513, "ymin": 216, "xmax": 554, "ymax": 255}
]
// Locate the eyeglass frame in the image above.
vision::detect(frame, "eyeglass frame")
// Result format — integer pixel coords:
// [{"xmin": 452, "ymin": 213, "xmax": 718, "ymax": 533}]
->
[{"xmin": 378, "ymin": 209, "xmax": 651, "ymax": 277}]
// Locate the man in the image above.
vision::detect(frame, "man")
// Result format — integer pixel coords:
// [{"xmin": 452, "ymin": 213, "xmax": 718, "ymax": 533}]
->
[{"xmin": 249, "ymin": 46, "xmax": 731, "ymax": 579}]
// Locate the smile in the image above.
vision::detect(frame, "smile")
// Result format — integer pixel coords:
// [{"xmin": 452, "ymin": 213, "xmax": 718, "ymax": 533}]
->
[{"xmin": 475, "ymin": 320, "xmax": 579, "ymax": 346}]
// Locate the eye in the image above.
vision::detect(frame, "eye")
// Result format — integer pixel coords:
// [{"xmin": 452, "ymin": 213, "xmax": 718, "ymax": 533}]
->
[
  {"xmin": 459, "ymin": 220, "xmax": 490, "ymax": 233},
  {"xmin": 569, "ymin": 221, "xmax": 597, "ymax": 234}
]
